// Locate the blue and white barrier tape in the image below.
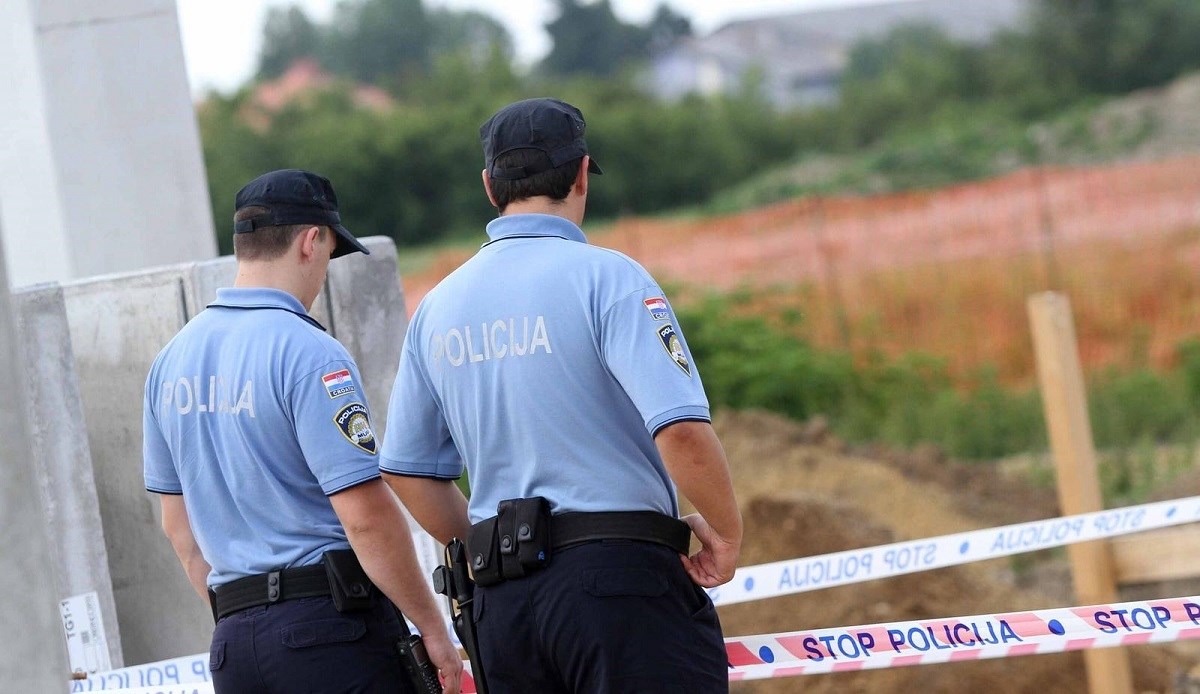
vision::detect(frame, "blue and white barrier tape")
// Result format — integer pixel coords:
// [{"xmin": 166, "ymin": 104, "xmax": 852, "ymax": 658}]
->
[{"xmin": 709, "ymin": 495, "xmax": 1200, "ymax": 606}]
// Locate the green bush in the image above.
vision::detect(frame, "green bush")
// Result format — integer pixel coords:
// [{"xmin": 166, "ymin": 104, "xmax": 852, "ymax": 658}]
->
[{"xmin": 677, "ymin": 292, "xmax": 1200, "ymax": 463}]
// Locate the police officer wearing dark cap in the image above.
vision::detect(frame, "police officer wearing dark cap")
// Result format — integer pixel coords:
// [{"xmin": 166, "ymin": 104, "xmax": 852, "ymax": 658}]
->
[
  {"xmin": 382, "ymin": 98, "xmax": 742, "ymax": 692},
  {"xmin": 143, "ymin": 169, "xmax": 462, "ymax": 693}
]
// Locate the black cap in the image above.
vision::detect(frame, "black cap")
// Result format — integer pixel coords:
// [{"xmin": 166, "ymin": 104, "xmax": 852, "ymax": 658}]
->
[
  {"xmin": 233, "ymin": 169, "xmax": 369, "ymax": 258},
  {"xmin": 480, "ymin": 97, "xmax": 603, "ymax": 181}
]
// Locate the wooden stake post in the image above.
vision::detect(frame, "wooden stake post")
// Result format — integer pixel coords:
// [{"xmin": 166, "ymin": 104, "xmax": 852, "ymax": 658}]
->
[{"xmin": 1028, "ymin": 292, "xmax": 1133, "ymax": 694}]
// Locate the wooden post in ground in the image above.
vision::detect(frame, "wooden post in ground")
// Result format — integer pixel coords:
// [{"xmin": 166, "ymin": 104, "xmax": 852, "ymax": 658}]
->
[{"xmin": 1028, "ymin": 292, "xmax": 1133, "ymax": 694}]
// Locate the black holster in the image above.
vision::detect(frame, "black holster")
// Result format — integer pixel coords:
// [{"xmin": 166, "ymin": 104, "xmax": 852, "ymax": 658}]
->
[{"xmin": 322, "ymin": 548, "xmax": 374, "ymax": 612}]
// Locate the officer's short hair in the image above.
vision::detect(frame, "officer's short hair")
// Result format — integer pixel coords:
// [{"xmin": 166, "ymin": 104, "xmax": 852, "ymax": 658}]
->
[
  {"xmin": 488, "ymin": 150, "xmax": 580, "ymax": 214},
  {"xmin": 233, "ymin": 206, "xmax": 328, "ymax": 261}
]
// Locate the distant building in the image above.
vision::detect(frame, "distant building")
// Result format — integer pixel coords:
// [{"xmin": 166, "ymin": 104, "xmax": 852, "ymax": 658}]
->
[
  {"xmin": 227, "ymin": 59, "xmax": 395, "ymax": 131},
  {"xmin": 649, "ymin": 0, "xmax": 1029, "ymax": 108}
]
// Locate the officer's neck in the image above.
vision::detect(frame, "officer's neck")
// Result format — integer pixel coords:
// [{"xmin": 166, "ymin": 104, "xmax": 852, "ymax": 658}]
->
[
  {"xmin": 233, "ymin": 260, "xmax": 322, "ymax": 313},
  {"xmin": 501, "ymin": 196, "xmax": 585, "ymax": 227}
]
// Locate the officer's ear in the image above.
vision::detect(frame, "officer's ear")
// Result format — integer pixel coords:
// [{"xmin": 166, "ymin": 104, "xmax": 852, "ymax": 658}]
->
[
  {"xmin": 574, "ymin": 157, "xmax": 590, "ymax": 198},
  {"xmin": 296, "ymin": 225, "xmax": 323, "ymax": 262},
  {"xmin": 482, "ymin": 169, "xmax": 499, "ymax": 210}
]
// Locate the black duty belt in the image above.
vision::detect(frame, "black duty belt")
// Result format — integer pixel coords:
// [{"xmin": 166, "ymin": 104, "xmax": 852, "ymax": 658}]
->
[
  {"xmin": 210, "ymin": 564, "xmax": 330, "ymax": 620},
  {"xmin": 551, "ymin": 511, "xmax": 691, "ymax": 555},
  {"xmin": 469, "ymin": 503, "xmax": 694, "ymax": 587}
]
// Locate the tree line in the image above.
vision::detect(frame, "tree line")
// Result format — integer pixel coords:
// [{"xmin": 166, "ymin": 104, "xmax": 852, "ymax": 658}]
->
[{"xmin": 198, "ymin": 0, "xmax": 1200, "ymax": 253}]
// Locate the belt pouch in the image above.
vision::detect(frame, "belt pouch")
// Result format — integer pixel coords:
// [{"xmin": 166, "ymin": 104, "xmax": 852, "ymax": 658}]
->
[
  {"xmin": 495, "ymin": 499, "xmax": 526, "ymax": 581},
  {"xmin": 467, "ymin": 516, "xmax": 503, "ymax": 587},
  {"xmin": 513, "ymin": 497, "xmax": 551, "ymax": 571},
  {"xmin": 323, "ymin": 549, "xmax": 373, "ymax": 612}
]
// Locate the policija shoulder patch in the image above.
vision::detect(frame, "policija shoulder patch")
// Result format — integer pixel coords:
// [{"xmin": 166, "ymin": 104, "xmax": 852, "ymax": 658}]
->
[
  {"xmin": 657, "ymin": 324, "xmax": 691, "ymax": 376},
  {"xmin": 334, "ymin": 402, "xmax": 377, "ymax": 454}
]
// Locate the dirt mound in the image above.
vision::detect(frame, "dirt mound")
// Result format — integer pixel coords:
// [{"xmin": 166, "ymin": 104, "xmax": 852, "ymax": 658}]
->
[{"xmin": 712, "ymin": 410, "xmax": 1192, "ymax": 693}]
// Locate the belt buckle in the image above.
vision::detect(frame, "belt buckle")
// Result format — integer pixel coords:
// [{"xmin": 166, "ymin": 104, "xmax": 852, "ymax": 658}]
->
[{"xmin": 267, "ymin": 570, "xmax": 281, "ymax": 603}]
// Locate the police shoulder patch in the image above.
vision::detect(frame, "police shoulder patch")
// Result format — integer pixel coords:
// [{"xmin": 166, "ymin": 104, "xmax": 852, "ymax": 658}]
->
[
  {"xmin": 657, "ymin": 324, "xmax": 691, "ymax": 376},
  {"xmin": 643, "ymin": 296, "xmax": 670, "ymax": 321},
  {"xmin": 334, "ymin": 402, "xmax": 377, "ymax": 454},
  {"xmin": 322, "ymin": 369, "xmax": 357, "ymax": 399}
]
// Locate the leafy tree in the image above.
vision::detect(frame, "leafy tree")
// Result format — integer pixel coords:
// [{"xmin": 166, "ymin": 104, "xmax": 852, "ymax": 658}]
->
[
  {"xmin": 1021, "ymin": 0, "xmax": 1200, "ymax": 96},
  {"xmin": 646, "ymin": 4, "xmax": 692, "ymax": 55},
  {"xmin": 256, "ymin": 6, "xmax": 322, "ymax": 80},
  {"xmin": 322, "ymin": 0, "xmax": 432, "ymax": 83},
  {"xmin": 541, "ymin": 0, "xmax": 648, "ymax": 77},
  {"xmin": 838, "ymin": 24, "xmax": 984, "ymax": 145},
  {"xmin": 428, "ymin": 9, "xmax": 514, "ymax": 66}
]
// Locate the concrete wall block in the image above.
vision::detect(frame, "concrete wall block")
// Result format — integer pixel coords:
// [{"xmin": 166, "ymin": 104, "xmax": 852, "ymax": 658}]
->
[
  {"xmin": 14, "ymin": 283, "xmax": 123, "ymax": 669},
  {"xmin": 184, "ymin": 255, "xmax": 335, "ymax": 328},
  {"xmin": 325, "ymin": 236, "xmax": 408, "ymax": 436},
  {"xmin": 61, "ymin": 268, "xmax": 212, "ymax": 664},
  {"xmin": 183, "ymin": 256, "xmax": 236, "ymax": 319}
]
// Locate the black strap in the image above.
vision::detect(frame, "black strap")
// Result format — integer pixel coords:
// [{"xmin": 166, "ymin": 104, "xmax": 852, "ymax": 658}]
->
[
  {"xmin": 210, "ymin": 564, "xmax": 330, "ymax": 620},
  {"xmin": 550, "ymin": 511, "xmax": 691, "ymax": 555}
]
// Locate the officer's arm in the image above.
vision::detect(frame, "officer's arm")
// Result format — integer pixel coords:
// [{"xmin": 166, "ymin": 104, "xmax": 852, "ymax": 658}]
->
[
  {"xmin": 384, "ymin": 475, "xmax": 470, "ymax": 546},
  {"xmin": 329, "ymin": 479, "xmax": 454, "ymax": 635},
  {"xmin": 159, "ymin": 495, "xmax": 211, "ymax": 603},
  {"xmin": 655, "ymin": 420, "xmax": 743, "ymax": 587}
]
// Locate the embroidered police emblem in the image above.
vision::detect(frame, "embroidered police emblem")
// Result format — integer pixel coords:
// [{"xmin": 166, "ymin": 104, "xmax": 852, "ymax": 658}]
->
[
  {"xmin": 334, "ymin": 402, "xmax": 377, "ymax": 454},
  {"xmin": 657, "ymin": 324, "xmax": 691, "ymax": 376}
]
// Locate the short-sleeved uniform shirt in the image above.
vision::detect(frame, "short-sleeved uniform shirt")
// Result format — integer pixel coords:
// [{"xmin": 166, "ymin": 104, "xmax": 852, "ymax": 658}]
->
[
  {"xmin": 382, "ymin": 214, "xmax": 710, "ymax": 523},
  {"xmin": 143, "ymin": 287, "xmax": 381, "ymax": 587}
]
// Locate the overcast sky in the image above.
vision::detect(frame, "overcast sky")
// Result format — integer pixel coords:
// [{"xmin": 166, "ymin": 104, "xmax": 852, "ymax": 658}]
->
[{"xmin": 175, "ymin": 0, "xmax": 905, "ymax": 93}]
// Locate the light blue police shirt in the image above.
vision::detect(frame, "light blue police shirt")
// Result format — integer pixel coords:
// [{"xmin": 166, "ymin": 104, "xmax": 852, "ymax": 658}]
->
[
  {"xmin": 143, "ymin": 287, "xmax": 381, "ymax": 587},
  {"xmin": 381, "ymin": 213, "xmax": 710, "ymax": 523}
]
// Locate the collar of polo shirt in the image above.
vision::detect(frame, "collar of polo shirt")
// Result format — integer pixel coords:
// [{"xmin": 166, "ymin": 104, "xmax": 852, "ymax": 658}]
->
[{"xmin": 483, "ymin": 214, "xmax": 588, "ymax": 246}]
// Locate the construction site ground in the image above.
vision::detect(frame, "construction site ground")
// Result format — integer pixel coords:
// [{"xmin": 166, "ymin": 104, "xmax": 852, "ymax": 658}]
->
[{"xmin": 712, "ymin": 409, "xmax": 1200, "ymax": 693}]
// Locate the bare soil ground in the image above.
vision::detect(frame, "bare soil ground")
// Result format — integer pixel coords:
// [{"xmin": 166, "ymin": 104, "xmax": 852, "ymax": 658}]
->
[{"xmin": 711, "ymin": 410, "xmax": 1199, "ymax": 693}]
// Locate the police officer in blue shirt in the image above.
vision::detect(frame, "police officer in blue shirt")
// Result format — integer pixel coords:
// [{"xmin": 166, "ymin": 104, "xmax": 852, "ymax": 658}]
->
[
  {"xmin": 143, "ymin": 169, "xmax": 462, "ymax": 693},
  {"xmin": 382, "ymin": 99, "xmax": 743, "ymax": 693}
]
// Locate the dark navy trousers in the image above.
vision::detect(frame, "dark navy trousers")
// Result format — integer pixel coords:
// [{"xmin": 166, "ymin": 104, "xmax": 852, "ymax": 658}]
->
[
  {"xmin": 209, "ymin": 592, "xmax": 416, "ymax": 694},
  {"xmin": 473, "ymin": 539, "xmax": 729, "ymax": 693}
]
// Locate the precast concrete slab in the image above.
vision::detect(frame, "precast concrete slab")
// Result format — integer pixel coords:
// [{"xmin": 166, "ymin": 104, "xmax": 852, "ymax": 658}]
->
[
  {"xmin": 183, "ymin": 257, "xmax": 236, "ymax": 320},
  {"xmin": 14, "ymin": 283, "xmax": 123, "ymax": 670},
  {"xmin": 326, "ymin": 236, "xmax": 409, "ymax": 433}
]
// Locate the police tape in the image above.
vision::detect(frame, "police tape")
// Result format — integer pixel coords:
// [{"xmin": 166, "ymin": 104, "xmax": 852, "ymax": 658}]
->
[
  {"xmin": 70, "ymin": 594, "xmax": 1200, "ymax": 689},
  {"xmin": 64, "ymin": 495, "xmax": 1200, "ymax": 691},
  {"xmin": 66, "ymin": 658, "xmax": 482, "ymax": 693},
  {"xmin": 68, "ymin": 688, "xmax": 212, "ymax": 694},
  {"xmin": 725, "ymin": 594, "xmax": 1200, "ymax": 679},
  {"xmin": 708, "ymin": 494, "xmax": 1200, "ymax": 607}
]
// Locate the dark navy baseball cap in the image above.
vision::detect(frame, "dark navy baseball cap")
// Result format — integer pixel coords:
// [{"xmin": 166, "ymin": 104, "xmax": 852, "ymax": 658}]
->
[
  {"xmin": 233, "ymin": 169, "xmax": 369, "ymax": 258},
  {"xmin": 480, "ymin": 98, "xmax": 603, "ymax": 181}
]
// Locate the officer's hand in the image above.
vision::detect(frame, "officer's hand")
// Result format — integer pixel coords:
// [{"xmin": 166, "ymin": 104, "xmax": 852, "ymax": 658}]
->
[
  {"xmin": 679, "ymin": 513, "xmax": 740, "ymax": 588},
  {"xmin": 424, "ymin": 634, "xmax": 464, "ymax": 693}
]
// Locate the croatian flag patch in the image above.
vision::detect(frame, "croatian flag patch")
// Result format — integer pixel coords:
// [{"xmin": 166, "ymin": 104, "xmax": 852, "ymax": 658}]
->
[
  {"xmin": 643, "ymin": 297, "xmax": 670, "ymax": 321},
  {"xmin": 322, "ymin": 369, "xmax": 356, "ymax": 399}
]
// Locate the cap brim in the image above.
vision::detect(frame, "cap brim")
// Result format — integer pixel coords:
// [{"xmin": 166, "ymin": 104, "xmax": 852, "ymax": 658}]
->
[
  {"xmin": 588, "ymin": 157, "xmax": 603, "ymax": 175},
  {"xmin": 331, "ymin": 224, "xmax": 370, "ymax": 258}
]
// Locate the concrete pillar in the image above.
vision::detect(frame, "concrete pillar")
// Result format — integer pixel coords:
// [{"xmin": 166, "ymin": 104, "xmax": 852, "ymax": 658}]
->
[
  {"xmin": 0, "ymin": 225, "xmax": 71, "ymax": 689},
  {"xmin": 0, "ymin": 0, "xmax": 216, "ymax": 288},
  {"xmin": 15, "ymin": 284, "xmax": 123, "ymax": 670}
]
